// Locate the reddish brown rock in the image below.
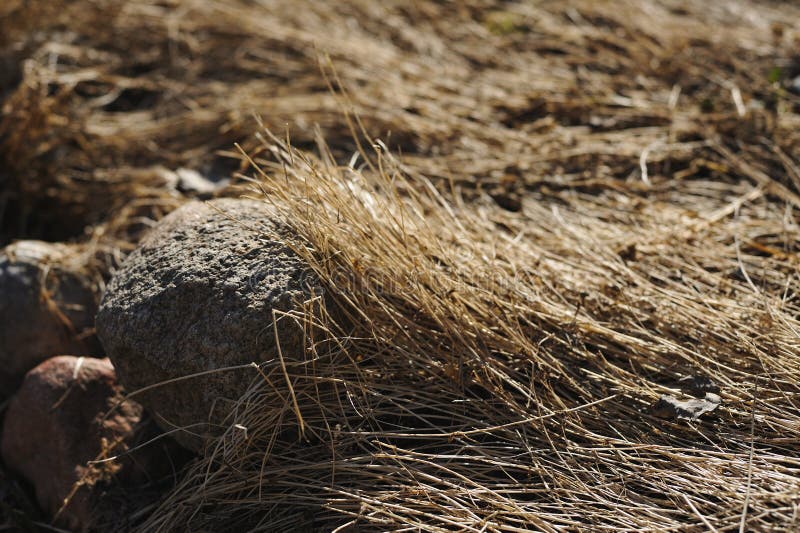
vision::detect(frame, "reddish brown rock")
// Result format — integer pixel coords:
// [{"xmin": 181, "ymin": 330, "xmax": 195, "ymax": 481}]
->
[
  {"xmin": 1, "ymin": 356, "xmax": 144, "ymax": 531},
  {"xmin": 0, "ymin": 241, "xmax": 103, "ymax": 395}
]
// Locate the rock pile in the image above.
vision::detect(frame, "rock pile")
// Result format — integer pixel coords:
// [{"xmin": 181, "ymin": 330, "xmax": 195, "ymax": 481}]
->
[{"xmin": 0, "ymin": 197, "xmax": 321, "ymax": 527}]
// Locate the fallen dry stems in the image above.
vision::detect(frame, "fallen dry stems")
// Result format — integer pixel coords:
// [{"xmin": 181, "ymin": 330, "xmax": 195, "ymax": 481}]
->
[
  {"xmin": 4, "ymin": 0, "xmax": 800, "ymax": 242},
  {"xmin": 136, "ymin": 126, "xmax": 800, "ymax": 530}
]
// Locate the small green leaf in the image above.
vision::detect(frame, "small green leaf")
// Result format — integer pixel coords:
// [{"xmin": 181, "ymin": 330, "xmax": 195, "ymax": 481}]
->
[{"xmin": 485, "ymin": 11, "xmax": 527, "ymax": 36}]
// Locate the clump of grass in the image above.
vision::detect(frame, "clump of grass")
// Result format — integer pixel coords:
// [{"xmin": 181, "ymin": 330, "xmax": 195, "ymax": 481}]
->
[{"xmin": 135, "ymin": 123, "xmax": 800, "ymax": 530}]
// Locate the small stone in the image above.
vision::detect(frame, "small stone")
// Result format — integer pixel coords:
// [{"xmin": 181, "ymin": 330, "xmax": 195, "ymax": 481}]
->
[
  {"xmin": 96, "ymin": 199, "xmax": 324, "ymax": 450},
  {"xmin": 789, "ymin": 75, "xmax": 800, "ymax": 95},
  {"xmin": 176, "ymin": 167, "xmax": 227, "ymax": 194},
  {"xmin": 650, "ymin": 393, "xmax": 721, "ymax": 421},
  {"xmin": 0, "ymin": 241, "xmax": 102, "ymax": 395},
  {"xmin": 1, "ymin": 356, "xmax": 144, "ymax": 531},
  {"xmin": 157, "ymin": 167, "xmax": 228, "ymax": 196}
]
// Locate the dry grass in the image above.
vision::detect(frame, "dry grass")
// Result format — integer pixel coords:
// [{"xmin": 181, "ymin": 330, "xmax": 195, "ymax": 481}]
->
[
  {"xmin": 3, "ymin": 0, "xmax": 800, "ymax": 531},
  {"xmin": 137, "ymin": 128, "xmax": 800, "ymax": 530}
]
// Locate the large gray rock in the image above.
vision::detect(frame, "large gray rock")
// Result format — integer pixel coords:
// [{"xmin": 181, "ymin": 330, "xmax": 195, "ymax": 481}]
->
[
  {"xmin": 0, "ymin": 241, "xmax": 102, "ymax": 395},
  {"xmin": 96, "ymin": 199, "xmax": 321, "ymax": 450}
]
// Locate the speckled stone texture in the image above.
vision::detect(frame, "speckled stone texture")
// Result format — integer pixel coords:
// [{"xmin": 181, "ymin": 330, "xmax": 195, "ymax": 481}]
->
[{"xmin": 96, "ymin": 199, "xmax": 320, "ymax": 450}]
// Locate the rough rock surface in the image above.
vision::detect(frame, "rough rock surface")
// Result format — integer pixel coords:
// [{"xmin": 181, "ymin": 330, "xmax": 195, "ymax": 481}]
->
[
  {"xmin": 0, "ymin": 241, "xmax": 102, "ymax": 395},
  {"xmin": 96, "ymin": 199, "xmax": 321, "ymax": 450},
  {"xmin": 1, "ymin": 356, "xmax": 144, "ymax": 531}
]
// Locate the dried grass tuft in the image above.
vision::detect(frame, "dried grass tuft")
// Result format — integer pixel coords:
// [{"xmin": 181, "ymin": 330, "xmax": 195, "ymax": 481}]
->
[{"xmin": 137, "ymin": 121, "xmax": 800, "ymax": 530}]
